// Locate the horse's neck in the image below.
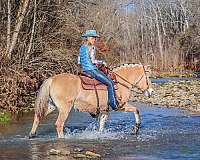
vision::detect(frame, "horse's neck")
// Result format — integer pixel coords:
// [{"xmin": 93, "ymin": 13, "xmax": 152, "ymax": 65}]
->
[
  {"xmin": 113, "ymin": 65, "xmax": 141, "ymax": 101},
  {"xmin": 113, "ymin": 66, "xmax": 141, "ymax": 85}
]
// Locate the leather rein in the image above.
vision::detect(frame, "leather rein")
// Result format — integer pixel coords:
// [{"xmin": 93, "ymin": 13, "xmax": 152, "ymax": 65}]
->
[{"xmin": 113, "ymin": 65, "xmax": 150, "ymax": 91}]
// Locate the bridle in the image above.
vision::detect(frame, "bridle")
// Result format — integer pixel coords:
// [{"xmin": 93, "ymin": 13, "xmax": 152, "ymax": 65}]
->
[{"xmin": 113, "ymin": 65, "xmax": 150, "ymax": 91}]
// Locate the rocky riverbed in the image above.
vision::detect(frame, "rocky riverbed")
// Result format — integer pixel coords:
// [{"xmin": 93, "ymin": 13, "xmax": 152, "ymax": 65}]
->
[{"xmin": 131, "ymin": 80, "xmax": 200, "ymax": 113}]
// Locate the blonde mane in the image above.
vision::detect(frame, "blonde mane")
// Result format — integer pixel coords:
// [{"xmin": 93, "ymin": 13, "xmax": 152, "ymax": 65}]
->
[{"xmin": 112, "ymin": 63, "xmax": 141, "ymax": 71}]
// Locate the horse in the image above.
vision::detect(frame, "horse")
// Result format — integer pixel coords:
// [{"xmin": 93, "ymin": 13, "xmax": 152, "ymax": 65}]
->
[{"xmin": 29, "ymin": 64, "xmax": 153, "ymax": 138}]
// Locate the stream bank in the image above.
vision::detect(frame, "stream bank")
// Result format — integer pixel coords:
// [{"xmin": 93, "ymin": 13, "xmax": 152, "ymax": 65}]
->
[{"xmin": 131, "ymin": 79, "xmax": 200, "ymax": 113}]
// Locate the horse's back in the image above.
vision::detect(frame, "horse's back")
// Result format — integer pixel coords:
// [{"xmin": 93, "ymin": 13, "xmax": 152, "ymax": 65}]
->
[
  {"xmin": 52, "ymin": 73, "xmax": 80, "ymax": 82},
  {"xmin": 50, "ymin": 73, "xmax": 81, "ymax": 100}
]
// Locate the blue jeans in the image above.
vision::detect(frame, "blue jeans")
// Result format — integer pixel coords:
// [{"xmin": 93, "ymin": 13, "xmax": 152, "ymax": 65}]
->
[{"xmin": 84, "ymin": 69, "xmax": 119, "ymax": 110}]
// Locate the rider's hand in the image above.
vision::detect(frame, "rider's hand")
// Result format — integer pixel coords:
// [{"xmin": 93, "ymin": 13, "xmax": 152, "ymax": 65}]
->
[{"xmin": 102, "ymin": 61, "xmax": 107, "ymax": 66}]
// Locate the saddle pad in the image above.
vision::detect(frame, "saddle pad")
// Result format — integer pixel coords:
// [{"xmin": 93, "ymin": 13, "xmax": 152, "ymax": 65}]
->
[{"xmin": 79, "ymin": 75, "xmax": 118, "ymax": 90}]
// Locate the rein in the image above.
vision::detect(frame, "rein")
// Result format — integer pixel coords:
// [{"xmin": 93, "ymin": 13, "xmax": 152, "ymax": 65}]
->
[
  {"xmin": 112, "ymin": 65, "xmax": 149, "ymax": 91},
  {"xmin": 142, "ymin": 65, "xmax": 150, "ymax": 88},
  {"xmin": 114, "ymin": 72, "xmax": 144, "ymax": 90}
]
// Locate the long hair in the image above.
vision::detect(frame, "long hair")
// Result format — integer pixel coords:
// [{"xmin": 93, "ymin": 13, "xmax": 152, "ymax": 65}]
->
[{"xmin": 81, "ymin": 37, "xmax": 88, "ymax": 45}]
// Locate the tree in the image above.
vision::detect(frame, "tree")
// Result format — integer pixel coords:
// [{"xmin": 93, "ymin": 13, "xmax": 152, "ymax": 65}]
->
[{"xmin": 7, "ymin": 0, "xmax": 30, "ymax": 59}]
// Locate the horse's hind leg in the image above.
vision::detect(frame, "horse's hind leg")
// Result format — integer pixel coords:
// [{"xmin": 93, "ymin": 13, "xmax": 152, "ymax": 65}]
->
[
  {"xmin": 29, "ymin": 114, "xmax": 40, "ymax": 138},
  {"xmin": 55, "ymin": 101, "xmax": 72, "ymax": 138},
  {"xmin": 29, "ymin": 103, "xmax": 56, "ymax": 139}
]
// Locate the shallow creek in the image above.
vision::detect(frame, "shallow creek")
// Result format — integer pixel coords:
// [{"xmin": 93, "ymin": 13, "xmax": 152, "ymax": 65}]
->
[{"xmin": 0, "ymin": 102, "xmax": 199, "ymax": 160}]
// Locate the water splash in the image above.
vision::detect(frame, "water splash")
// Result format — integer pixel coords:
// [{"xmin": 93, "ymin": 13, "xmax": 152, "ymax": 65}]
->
[{"xmin": 63, "ymin": 122, "xmax": 128, "ymax": 140}]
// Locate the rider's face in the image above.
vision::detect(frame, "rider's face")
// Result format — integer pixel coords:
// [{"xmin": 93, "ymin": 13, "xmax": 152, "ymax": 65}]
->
[{"xmin": 87, "ymin": 37, "xmax": 97, "ymax": 45}]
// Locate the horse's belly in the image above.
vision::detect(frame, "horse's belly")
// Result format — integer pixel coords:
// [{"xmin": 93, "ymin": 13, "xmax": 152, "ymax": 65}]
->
[
  {"xmin": 74, "ymin": 101, "xmax": 97, "ymax": 113},
  {"xmin": 75, "ymin": 90, "xmax": 108, "ymax": 113}
]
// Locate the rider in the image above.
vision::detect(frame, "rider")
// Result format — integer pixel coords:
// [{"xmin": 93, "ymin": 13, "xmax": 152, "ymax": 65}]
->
[{"xmin": 78, "ymin": 29, "xmax": 119, "ymax": 111}]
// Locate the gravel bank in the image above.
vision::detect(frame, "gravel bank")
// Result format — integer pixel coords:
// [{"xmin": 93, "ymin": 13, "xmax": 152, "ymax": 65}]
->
[{"xmin": 131, "ymin": 80, "xmax": 200, "ymax": 113}]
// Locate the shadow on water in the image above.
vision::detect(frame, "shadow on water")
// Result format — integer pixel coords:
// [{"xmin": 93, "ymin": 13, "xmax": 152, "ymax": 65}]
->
[{"xmin": 0, "ymin": 102, "xmax": 200, "ymax": 160}]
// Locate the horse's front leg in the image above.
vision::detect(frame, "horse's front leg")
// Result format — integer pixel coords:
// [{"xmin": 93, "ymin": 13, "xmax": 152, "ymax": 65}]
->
[
  {"xmin": 99, "ymin": 113, "xmax": 109, "ymax": 132},
  {"xmin": 124, "ymin": 103, "xmax": 141, "ymax": 135}
]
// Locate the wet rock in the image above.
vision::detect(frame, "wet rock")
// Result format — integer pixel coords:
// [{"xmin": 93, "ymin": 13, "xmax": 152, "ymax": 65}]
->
[
  {"xmin": 49, "ymin": 149, "xmax": 70, "ymax": 156},
  {"xmin": 74, "ymin": 147, "xmax": 84, "ymax": 152},
  {"xmin": 85, "ymin": 151, "xmax": 101, "ymax": 158},
  {"xmin": 131, "ymin": 80, "xmax": 200, "ymax": 112},
  {"xmin": 73, "ymin": 153, "xmax": 88, "ymax": 158},
  {"xmin": 49, "ymin": 149, "xmax": 61, "ymax": 155},
  {"xmin": 60, "ymin": 150, "xmax": 70, "ymax": 156}
]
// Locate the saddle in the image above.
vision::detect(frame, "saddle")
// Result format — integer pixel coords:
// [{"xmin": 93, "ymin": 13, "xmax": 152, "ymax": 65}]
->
[{"xmin": 79, "ymin": 66, "xmax": 118, "ymax": 90}]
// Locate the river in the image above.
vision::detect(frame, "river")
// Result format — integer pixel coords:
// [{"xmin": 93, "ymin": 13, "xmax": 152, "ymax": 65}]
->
[
  {"xmin": 0, "ymin": 102, "xmax": 199, "ymax": 159},
  {"xmin": 0, "ymin": 78, "xmax": 200, "ymax": 159}
]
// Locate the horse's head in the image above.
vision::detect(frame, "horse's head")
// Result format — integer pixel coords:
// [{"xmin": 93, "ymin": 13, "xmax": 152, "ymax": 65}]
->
[
  {"xmin": 113, "ymin": 64, "xmax": 153, "ymax": 97},
  {"xmin": 135, "ymin": 65, "xmax": 154, "ymax": 97}
]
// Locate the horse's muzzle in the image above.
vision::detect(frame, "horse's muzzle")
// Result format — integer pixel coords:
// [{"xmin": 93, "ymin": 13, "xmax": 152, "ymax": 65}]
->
[{"xmin": 144, "ymin": 88, "xmax": 154, "ymax": 97}]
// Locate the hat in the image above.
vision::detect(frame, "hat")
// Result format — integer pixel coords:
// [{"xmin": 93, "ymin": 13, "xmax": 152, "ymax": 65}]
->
[{"xmin": 81, "ymin": 29, "xmax": 100, "ymax": 38}]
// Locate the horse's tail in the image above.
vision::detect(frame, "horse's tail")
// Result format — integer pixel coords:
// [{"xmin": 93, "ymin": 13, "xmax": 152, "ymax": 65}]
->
[{"xmin": 35, "ymin": 78, "xmax": 52, "ymax": 119}]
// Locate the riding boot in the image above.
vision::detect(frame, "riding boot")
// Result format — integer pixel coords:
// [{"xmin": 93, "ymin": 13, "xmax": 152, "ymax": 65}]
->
[{"xmin": 108, "ymin": 100, "xmax": 126, "ymax": 111}]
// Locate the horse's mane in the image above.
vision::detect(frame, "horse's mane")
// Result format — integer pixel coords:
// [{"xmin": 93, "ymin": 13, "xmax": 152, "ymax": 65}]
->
[{"xmin": 111, "ymin": 63, "xmax": 141, "ymax": 71}]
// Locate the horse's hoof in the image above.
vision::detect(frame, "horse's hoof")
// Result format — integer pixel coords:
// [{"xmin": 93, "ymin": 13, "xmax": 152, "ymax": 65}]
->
[
  {"xmin": 58, "ymin": 135, "xmax": 65, "ymax": 139},
  {"xmin": 29, "ymin": 132, "xmax": 37, "ymax": 139},
  {"xmin": 133, "ymin": 123, "xmax": 141, "ymax": 135}
]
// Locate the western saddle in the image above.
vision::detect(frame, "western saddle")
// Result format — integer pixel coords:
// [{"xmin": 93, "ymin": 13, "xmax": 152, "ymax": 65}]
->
[{"xmin": 79, "ymin": 65, "xmax": 118, "ymax": 90}]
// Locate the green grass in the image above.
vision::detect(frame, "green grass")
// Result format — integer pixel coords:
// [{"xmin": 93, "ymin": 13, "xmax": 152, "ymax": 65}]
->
[{"xmin": 0, "ymin": 110, "xmax": 11, "ymax": 125}]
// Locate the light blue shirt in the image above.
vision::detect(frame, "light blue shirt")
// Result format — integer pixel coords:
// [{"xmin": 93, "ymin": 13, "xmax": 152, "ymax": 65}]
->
[{"xmin": 79, "ymin": 44, "xmax": 97, "ymax": 71}]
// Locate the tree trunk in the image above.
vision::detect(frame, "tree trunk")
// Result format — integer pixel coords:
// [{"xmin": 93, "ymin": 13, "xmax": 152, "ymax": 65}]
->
[
  {"xmin": 6, "ymin": 0, "xmax": 11, "ymax": 55},
  {"xmin": 155, "ymin": 4, "xmax": 164, "ymax": 69},
  {"xmin": 179, "ymin": 0, "xmax": 189, "ymax": 32},
  {"xmin": 26, "ymin": 0, "xmax": 37, "ymax": 59},
  {"xmin": 8, "ymin": 0, "xmax": 29, "ymax": 59}
]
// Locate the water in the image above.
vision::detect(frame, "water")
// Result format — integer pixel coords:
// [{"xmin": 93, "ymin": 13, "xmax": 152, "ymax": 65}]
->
[
  {"xmin": 0, "ymin": 103, "xmax": 199, "ymax": 160},
  {"xmin": 152, "ymin": 77, "xmax": 200, "ymax": 84}
]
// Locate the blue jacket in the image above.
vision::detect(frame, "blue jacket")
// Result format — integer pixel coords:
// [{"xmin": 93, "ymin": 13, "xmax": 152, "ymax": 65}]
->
[{"xmin": 79, "ymin": 44, "xmax": 97, "ymax": 71}]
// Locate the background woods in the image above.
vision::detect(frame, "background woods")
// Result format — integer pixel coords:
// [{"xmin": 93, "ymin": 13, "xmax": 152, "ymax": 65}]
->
[{"xmin": 0, "ymin": 0, "xmax": 200, "ymax": 112}]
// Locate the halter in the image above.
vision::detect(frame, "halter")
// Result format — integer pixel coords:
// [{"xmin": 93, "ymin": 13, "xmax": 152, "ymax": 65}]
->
[{"xmin": 113, "ymin": 65, "xmax": 150, "ymax": 91}]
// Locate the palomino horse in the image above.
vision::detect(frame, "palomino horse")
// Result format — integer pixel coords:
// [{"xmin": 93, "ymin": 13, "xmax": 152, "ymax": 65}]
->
[{"xmin": 29, "ymin": 64, "xmax": 153, "ymax": 138}]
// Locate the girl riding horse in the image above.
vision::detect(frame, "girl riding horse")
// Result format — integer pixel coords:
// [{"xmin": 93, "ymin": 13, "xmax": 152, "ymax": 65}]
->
[{"xmin": 78, "ymin": 29, "xmax": 121, "ymax": 111}]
